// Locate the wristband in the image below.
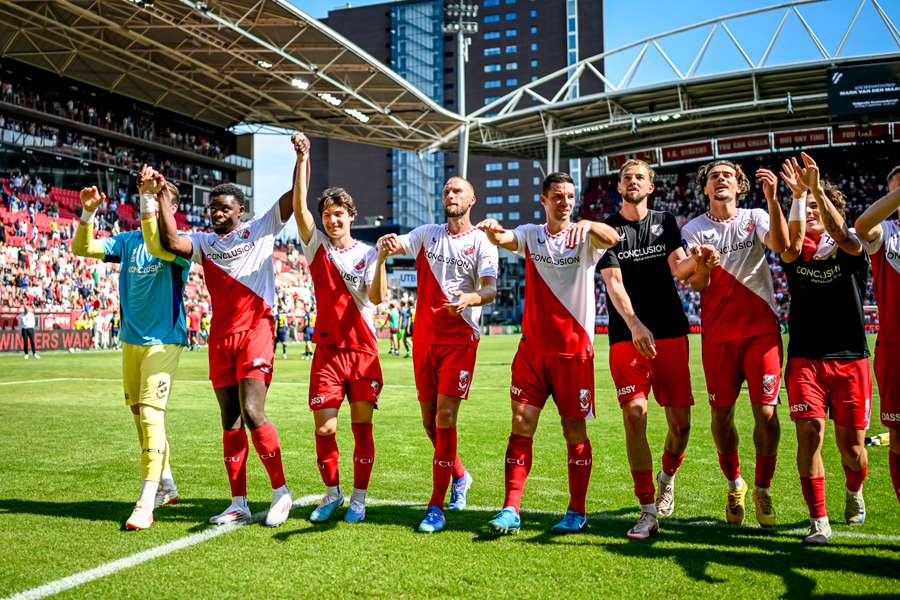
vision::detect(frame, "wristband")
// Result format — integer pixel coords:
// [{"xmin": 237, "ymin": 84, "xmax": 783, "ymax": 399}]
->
[
  {"xmin": 788, "ymin": 195, "xmax": 806, "ymax": 222},
  {"xmin": 140, "ymin": 192, "xmax": 159, "ymax": 214},
  {"xmin": 80, "ymin": 208, "xmax": 96, "ymax": 224}
]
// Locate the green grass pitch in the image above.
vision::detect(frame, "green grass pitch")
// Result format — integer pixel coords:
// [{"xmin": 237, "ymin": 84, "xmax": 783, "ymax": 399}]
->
[{"xmin": 1, "ymin": 335, "xmax": 898, "ymax": 599}]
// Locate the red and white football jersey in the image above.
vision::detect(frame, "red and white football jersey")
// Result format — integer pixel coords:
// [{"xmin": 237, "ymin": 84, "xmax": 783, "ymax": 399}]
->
[
  {"xmin": 862, "ymin": 219, "xmax": 900, "ymax": 345},
  {"xmin": 302, "ymin": 229, "xmax": 378, "ymax": 353},
  {"xmin": 513, "ymin": 223, "xmax": 606, "ymax": 358},
  {"xmin": 682, "ymin": 208, "xmax": 779, "ymax": 343},
  {"xmin": 397, "ymin": 224, "xmax": 498, "ymax": 345},
  {"xmin": 188, "ymin": 202, "xmax": 285, "ymax": 339}
]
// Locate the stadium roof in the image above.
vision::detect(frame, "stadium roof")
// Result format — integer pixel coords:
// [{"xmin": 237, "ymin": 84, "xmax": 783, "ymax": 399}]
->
[
  {"xmin": 460, "ymin": 0, "xmax": 900, "ymax": 160},
  {"xmin": 0, "ymin": 0, "xmax": 463, "ymax": 150}
]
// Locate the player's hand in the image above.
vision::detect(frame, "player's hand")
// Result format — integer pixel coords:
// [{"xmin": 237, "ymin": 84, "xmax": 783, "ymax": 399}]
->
[
  {"xmin": 755, "ymin": 168, "xmax": 778, "ymax": 203},
  {"xmin": 566, "ymin": 220, "xmax": 593, "ymax": 248},
  {"xmin": 79, "ymin": 186, "xmax": 105, "ymax": 211},
  {"xmin": 138, "ymin": 164, "xmax": 163, "ymax": 194},
  {"xmin": 629, "ymin": 320, "xmax": 657, "ymax": 359},
  {"xmin": 291, "ymin": 132, "xmax": 310, "ymax": 160},
  {"xmin": 798, "ymin": 152, "xmax": 820, "ymax": 191},
  {"xmin": 703, "ymin": 246, "xmax": 721, "ymax": 269},
  {"xmin": 443, "ymin": 290, "xmax": 479, "ymax": 315},
  {"xmin": 476, "ymin": 218, "xmax": 507, "ymax": 244},
  {"xmin": 377, "ymin": 233, "xmax": 401, "ymax": 255},
  {"xmin": 779, "ymin": 158, "xmax": 806, "ymax": 197}
]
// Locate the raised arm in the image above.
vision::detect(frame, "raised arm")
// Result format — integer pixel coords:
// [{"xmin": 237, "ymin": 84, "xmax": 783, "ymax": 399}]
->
[
  {"xmin": 686, "ymin": 245, "xmax": 717, "ymax": 291},
  {"xmin": 290, "ymin": 133, "xmax": 314, "ymax": 244},
  {"xmin": 757, "ymin": 167, "xmax": 789, "ymax": 253},
  {"xmin": 855, "ymin": 179, "xmax": 900, "ymax": 242},
  {"xmin": 799, "ymin": 152, "xmax": 861, "ymax": 256},
  {"xmin": 476, "ymin": 218, "xmax": 517, "ymax": 251},
  {"xmin": 156, "ymin": 170, "xmax": 193, "ymax": 261},
  {"xmin": 72, "ymin": 186, "xmax": 108, "ymax": 259},
  {"xmin": 600, "ymin": 266, "xmax": 656, "ymax": 358},
  {"xmin": 137, "ymin": 164, "xmax": 180, "ymax": 262}
]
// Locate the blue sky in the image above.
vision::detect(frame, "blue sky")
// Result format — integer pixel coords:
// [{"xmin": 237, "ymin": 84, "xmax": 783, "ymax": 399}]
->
[{"xmin": 256, "ymin": 0, "xmax": 899, "ymax": 230}]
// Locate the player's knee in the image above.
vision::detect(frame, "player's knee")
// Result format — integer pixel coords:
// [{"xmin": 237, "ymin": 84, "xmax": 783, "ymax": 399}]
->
[
  {"xmin": 795, "ymin": 419, "xmax": 823, "ymax": 446},
  {"xmin": 422, "ymin": 420, "xmax": 436, "ymax": 439},
  {"xmin": 560, "ymin": 417, "xmax": 587, "ymax": 444},
  {"xmin": 670, "ymin": 418, "xmax": 691, "ymax": 440},
  {"xmin": 511, "ymin": 411, "xmax": 537, "ymax": 436},
  {"xmin": 710, "ymin": 408, "xmax": 734, "ymax": 431},
  {"xmin": 435, "ymin": 406, "xmax": 457, "ymax": 428},
  {"xmin": 622, "ymin": 402, "xmax": 647, "ymax": 428},
  {"xmin": 315, "ymin": 422, "xmax": 337, "ymax": 437}
]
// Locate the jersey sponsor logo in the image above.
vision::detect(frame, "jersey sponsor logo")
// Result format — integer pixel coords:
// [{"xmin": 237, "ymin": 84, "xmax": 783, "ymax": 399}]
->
[
  {"xmin": 616, "ymin": 244, "xmax": 666, "ymax": 261},
  {"xmin": 310, "ymin": 395, "xmax": 325, "ymax": 406},
  {"xmin": 701, "ymin": 231, "xmax": 717, "ymax": 244},
  {"xmin": 617, "ymin": 384, "xmax": 636, "ymax": 397},
  {"xmin": 719, "ymin": 239, "xmax": 755, "ymax": 255},
  {"xmin": 882, "ymin": 411, "xmax": 900, "ymax": 422},
  {"xmin": 795, "ymin": 263, "xmax": 842, "ymax": 282},
  {"xmin": 510, "ymin": 385, "xmax": 522, "ymax": 396},
  {"xmin": 790, "ymin": 402, "xmax": 810, "ymax": 414},
  {"xmin": 128, "ymin": 262, "xmax": 166, "ymax": 275},
  {"xmin": 650, "ymin": 223, "xmax": 664, "ymax": 237},
  {"xmin": 206, "ymin": 241, "xmax": 256, "ymax": 261},
  {"xmin": 425, "ymin": 249, "xmax": 470, "ymax": 267},
  {"xmin": 762, "ymin": 374, "xmax": 779, "ymax": 398},
  {"xmin": 529, "ymin": 252, "xmax": 580, "ymax": 266},
  {"xmin": 458, "ymin": 370, "xmax": 471, "ymax": 391}
]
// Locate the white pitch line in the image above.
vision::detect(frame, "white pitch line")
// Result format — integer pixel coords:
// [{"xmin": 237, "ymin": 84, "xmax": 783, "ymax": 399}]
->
[
  {"xmin": 5, "ymin": 494, "xmax": 900, "ymax": 600},
  {"xmin": 0, "ymin": 377, "xmax": 514, "ymax": 390}
]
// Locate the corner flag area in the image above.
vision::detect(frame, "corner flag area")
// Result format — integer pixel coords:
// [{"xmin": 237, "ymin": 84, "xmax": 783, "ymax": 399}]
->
[{"xmin": 2, "ymin": 336, "xmax": 898, "ymax": 599}]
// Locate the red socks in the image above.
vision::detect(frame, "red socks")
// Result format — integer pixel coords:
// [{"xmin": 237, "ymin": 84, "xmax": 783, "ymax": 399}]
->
[
  {"xmin": 567, "ymin": 440, "xmax": 592, "ymax": 514},
  {"xmin": 352, "ymin": 422, "xmax": 375, "ymax": 490},
  {"xmin": 426, "ymin": 427, "xmax": 466, "ymax": 480},
  {"xmin": 718, "ymin": 451, "xmax": 741, "ymax": 481},
  {"xmin": 662, "ymin": 450, "xmax": 685, "ymax": 477},
  {"xmin": 755, "ymin": 454, "xmax": 777, "ymax": 489},
  {"xmin": 315, "ymin": 433, "xmax": 340, "ymax": 487},
  {"xmin": 800, "ymin": 476, "xmax": 827, "ymax": 518},
  {"xmin": 429, "ymin": 427, "xmax": 457, "ymax": 508},
  {"xmin": 250, "ymin": 422, "xmax": 286, "ymax": 489},
  {"xmin": 631, "ymin": 470, "xmax": 655, "ymax": 505},
  {"xmin": 843, "ymin": 464, "xmax": 867, "ymax": 493},
  {"xmin": 222, "ymin": 429, "xmax": 248, "ymax": 497},
  {"xmin": 889, "ymin": 450, "xmax": 900, "ymax": 503},
  {"xmin": 503, "ymin": 434, "xmax": 533, "ymax": 511}
]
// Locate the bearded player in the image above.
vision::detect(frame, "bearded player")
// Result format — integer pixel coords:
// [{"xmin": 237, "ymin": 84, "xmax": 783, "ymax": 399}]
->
[
  {"xmin": 150, "ymin": 138, "xmax": 302, "ymax": 527},
  {"xmin": 72, "ymin": 169, "xmax": 186, "ymax": 530},
  {"xmin": 478, "ymin": 172, "xmax": 619, "ymax": 535},
  {"xmin": 378, "ymin": 177, "xmax": 498, "ymax": 533},
  {"xmin": 682, "ymin": 160, "xmax": 789, "ymax": 527},
  {"xmin": 598, "ymin": 159, "xmax": 719, "ymax": 539},
  {"xmin": 778, "ymin": 153, "xmax": 871, "ymax": 544},
  {"xmin": 855, "ymin": 165, "xmax": 900, "ymax": 503},
  {"xmin": 294, "ymin": 135, "xmax": 387, "ymax": 524}
]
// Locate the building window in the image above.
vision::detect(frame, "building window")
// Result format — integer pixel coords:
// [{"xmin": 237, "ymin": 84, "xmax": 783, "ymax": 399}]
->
[
  {"xmin": 506, "ymin": 78, "xmax": 518, "ymax": 86},
  {"xmin": 505, "ymin": 62, "xmax": 518, "ymax": 70},
  {"xmin": 484, "ymin": 47, "xmax": 501, "ymax": 57},
  {"xmin": 484, "ymin": 14, "xmax": 500, "ymax": 23},
  {"xmin": 484, "ymin": 96, "xmax": 500, "ymax": 105},
  {"xmin": 505, "ymin": 28, "xmax": 517, "ymax": 37},
  {"xmin": 505, "ymin": 45, "xmax": 517, "ymax": 54},
  {"xmin": 530, "ymin": 26, "xmax": 538, "ymax": 34},
  {"xmin": 486, "ymin": 212, "xmax": 503, "ymax": 220},
  {"xmin": 485, "ymin": 80, "xmax": 501, "ymax": 89},
  {"xmin": 484, "ymin": 31, "xmax": 501, "ymax": 40},
  {"xmin": 505, "ymin": 12, "xmax": 517, "ymax": 21},
  {"xmin": 530, "ymin": 43, "xmax": 538, "ymax": 51},
  {"xmin": 532, "ymin": 160, "xmax": 541, "ymax": 168},
  {"xmin": 485, "ymin": 162, "xmax": 503, "ymax": 171},
  {"xmin": 529, "ymin": 9, "xmax": 537, "ymax": 17},
  {"xmin": 486, "ymin": 179, "xmax": 503, "ymax": 188},
  {"xmin": 484, "ymin": 0, "xmax": 500, "ymax": 5},
  {"xmin": 507, "ymin": 161, "xmax": 520, "ymax": 169},
  {"xmin": 508, "ymin": 194, "xmax": 520, "ymax": 203},
  {"xmin": 530, "ymin": 59, "xmax": 538, "ymax": 68},
  {"xmin": 508, "ymin": 178, "xmax": 520, "ymax": 186},
  {"xmin": 531, "ymin": 76, "xmax": 538, "ymax": 82},
  {"xmin": 486, "ymin": 195, "xmax": 503, "ymax": 205},
  {"xmin": 484, "ymin": 64, "xmax": 501, "ymax": 73},
  {"xmin": 534, "ymin": 210, "xmax": 542, "ymax": 219},
  {"xmin": 533, "ymin": 193, "xmax": 540, "ymax": 202},
  {"xmin": 533, "ymin": 176, "xmax": 540, "ymax": 185},
  {"xmin": 508, "ymin": 211, "xmax": 520, "ymax": 220},
  {"xmin": 505, "ymin": 0, "xmax": 517, "ymax": 4}
]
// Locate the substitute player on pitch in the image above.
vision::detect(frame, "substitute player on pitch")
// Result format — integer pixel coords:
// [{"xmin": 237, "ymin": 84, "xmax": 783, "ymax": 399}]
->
[
  {"xmin": 379, "ymin": 177, "xmax": 498, "ymax": 533},
  {"xmin": 479, "ymin": 172, "xmax": 619, "ymax": 535}
]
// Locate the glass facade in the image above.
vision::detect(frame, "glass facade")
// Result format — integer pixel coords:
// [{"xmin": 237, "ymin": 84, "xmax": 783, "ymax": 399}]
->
[{"xmin": 390, "ymin": 1, "xmax": 445, "ymax": 228}]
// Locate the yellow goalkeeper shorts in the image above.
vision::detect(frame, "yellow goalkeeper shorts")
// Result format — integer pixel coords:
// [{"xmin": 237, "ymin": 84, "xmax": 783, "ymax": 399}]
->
[{"xmin": 122, "ymin": 343, "xmax": 183, "ymax": 410}]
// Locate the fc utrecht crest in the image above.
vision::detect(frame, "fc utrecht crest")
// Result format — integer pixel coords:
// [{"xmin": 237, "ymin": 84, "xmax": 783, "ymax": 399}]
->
[
  {"xmin": 241, "ymin": 229, "xmax": 251, "ymax": 240},
  {"xmin": 650, "ymin": 223, "xmax": 664, "ymax": 237},
  {"xmin": 458, "ymin": 370, "xmax": 471, "ymax": 391},
  {"xmin": 354, "ymin": 259, "xmax": 366, "ymax": 271},
  {"xmin": 463, "ymin": 245, "xmax": 476, "ymax": 256},
  {"xmin": 762, "ymin": 374, "xmax": 779, "ymax": 398}
]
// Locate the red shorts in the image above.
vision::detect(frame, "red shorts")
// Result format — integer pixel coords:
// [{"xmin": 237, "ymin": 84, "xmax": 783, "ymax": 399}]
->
[
  {"xmin": 510, "ymin": 343, "xmax": 595, "ymax": 419},
  {"xmin": 786, "ymin": 357, "xmax": 871, "ymax": 429},
  {"xmin": 702, "ymin": 333, "xmax": 783, "ymax": 408},
  {"xmin": 413, "ymin": 342, "xmax": 477, "ymax": 403},
  {"xmin": 308, "ymin": 345, "xmax": 383, "ymax": 410},
  {"xmin": 875, "ymin": 342, "xmax": 900, "ymax": 429},
  {"xmin": 208, "ymin": 318, "xmax": 274, "ymax": 389},
  {"xmin": 609, "ymin": 337, "xmax": 694, "ymax": 407}
]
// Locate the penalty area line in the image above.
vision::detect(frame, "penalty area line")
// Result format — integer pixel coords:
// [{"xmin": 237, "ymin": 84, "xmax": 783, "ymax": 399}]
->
[{"xmin": 5, "ymin": 495, "xmax": 900, "ymax": 600}]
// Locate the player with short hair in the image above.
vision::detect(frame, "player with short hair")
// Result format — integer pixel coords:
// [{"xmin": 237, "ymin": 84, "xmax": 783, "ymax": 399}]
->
[
  {"xmin": 478, "ymin": 172, "xmax": 619, "ymax": 535},
  {"xmin": 778, "ymin": 153, "xmax": 871, "ymax": 544},
  {"xmin": 150, "ymin": 139, "xmax": 301, "ymax": 528},
  {"xmin": 598, "ymin": 159, "xmax": 719, "ymax": 539},
  {"xmin": 682, "ymin": 159, "xmax": 789, "ymax": 527},
  {"xmin": 379, "ymin": 176, "xmax": 498, "ymax": 533},
  {"xmin": 855, "ymin": 164, "xmax": 900, "ymax": 504},
  {"xmin": 294, "ymin": 136, "xmax": 387, "ymax": 524},
  {"xmin": 72, "ymin": 169, "xmax": 187, "ymax": 530},
  {"xmin": 275, "ymin": 307, "xmax": 289, "ymax": 359}
]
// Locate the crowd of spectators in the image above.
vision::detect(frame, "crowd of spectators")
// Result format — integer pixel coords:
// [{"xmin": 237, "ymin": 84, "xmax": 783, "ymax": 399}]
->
[{"xmin": 584, "ymin": 146, "xmax": 893, "ymax": 328}]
